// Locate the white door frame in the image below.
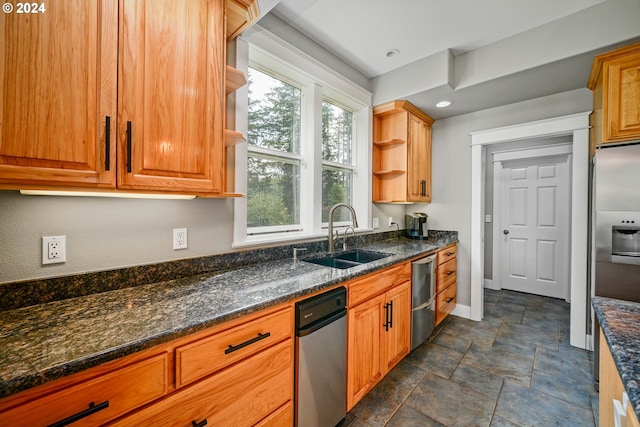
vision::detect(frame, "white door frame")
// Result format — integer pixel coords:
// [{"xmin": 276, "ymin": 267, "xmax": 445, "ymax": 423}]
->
[
  {"xmin": 469, "ymin": 112, "xmax": 591, "ymax": 350},
  {"xmin": 492, "ymin": 143, "xmax": 573, "ymax": 299}
]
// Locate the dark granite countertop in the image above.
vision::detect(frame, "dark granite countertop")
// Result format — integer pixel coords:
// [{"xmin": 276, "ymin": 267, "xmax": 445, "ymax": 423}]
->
[
  {"xmin": 0, "ymin": 235, "xmax": 457, "ymax": 399},
  {"xmin": 593, "ymin": 296, "xmax": 640, "ymax": 420}
]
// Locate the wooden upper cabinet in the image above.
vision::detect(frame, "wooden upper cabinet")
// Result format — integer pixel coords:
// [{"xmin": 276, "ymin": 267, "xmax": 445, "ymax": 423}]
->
[
  {"xmin": 372, "ymin": 100, "xmax": 434, "ymax": 203},
  {"xmin": 0, "ymin": 0, "xmax": 256, "ymax": 195},
  {"xmin": 408, "ymin": 114, "xmax": 432, "ymax": 202},
  {"xmin": 0, "ymin": 0, "xmax": 118, "ymax": 189},
  {"xmin": 588, "ymin": 42, "xmax": 640, "ymax": 146},
  {"xmin": 226, "ymin": 0, "xmax": 260, "ymax": 41},
  {"xmin": 118, "ymin": 0, "xmax": 225, "ymax": 193}
]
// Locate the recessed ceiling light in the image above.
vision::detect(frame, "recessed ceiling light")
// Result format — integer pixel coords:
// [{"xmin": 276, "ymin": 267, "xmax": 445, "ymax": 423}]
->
[
  {"xmin": 385, "ymin": 49, "xmax": 399, "ymax": 58},
  {"xmin": 436, "ymin": 100, "xmax": 452, "ymax": 108}
]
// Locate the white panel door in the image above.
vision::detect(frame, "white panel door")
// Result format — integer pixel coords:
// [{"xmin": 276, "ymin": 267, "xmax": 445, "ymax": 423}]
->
[{"xmin": 499, "ymin": 156, "xmax": 570, "ymax": 299}]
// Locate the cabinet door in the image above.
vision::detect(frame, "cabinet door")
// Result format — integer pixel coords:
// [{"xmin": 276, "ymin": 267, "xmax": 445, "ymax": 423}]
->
[
  {"xmin": 407, "ymin": 114, "xmax": 432, "ymax": 202},
  {"xmin": 347, "ymin": 294, "xmax": 384, "ymax": 411},
  {"xmin": 604, "ymin": 53, "xmax": 640, "ymax": 142},
  {"xmin": 383, "ymin": 281, "xmax": 411, "ymax": 373},
  {"xmin": 0, "ymin": 1, "xmax": 117, "ymax": 189},
  {"xmin": 118, "ymin": 0, "xmax": 225, "ymax": 193}
]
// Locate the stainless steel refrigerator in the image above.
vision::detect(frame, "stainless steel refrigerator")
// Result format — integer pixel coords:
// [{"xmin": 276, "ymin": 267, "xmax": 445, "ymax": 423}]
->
[{"xmin": 592, "ymin": 142, "xmax": 640, "ymax": 389}]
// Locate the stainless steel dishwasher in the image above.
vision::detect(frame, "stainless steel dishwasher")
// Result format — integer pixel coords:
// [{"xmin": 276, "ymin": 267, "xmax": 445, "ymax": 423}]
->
[{"xmin": 295, "ymin": 286, "xmax": 347, "ymax": 427}]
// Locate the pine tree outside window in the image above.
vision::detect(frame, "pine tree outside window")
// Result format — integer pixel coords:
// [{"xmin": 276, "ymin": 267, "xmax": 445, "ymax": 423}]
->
[
  {"xmin": 322, "ymin": 100, "xmax": 354, "ymax": 224},
  {"xmin": 247, "ymin": 67, "xmax": 302, "ymax": 234}
]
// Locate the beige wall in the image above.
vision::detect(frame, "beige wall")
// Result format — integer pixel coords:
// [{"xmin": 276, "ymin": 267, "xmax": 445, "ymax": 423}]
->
[
  {"xmin": 0, "ymin": 192, "xmax": 235, "ymax": 284},
  {"xmin": 0, "ymin": 189, "xmax": 404, "ymax": 284}
]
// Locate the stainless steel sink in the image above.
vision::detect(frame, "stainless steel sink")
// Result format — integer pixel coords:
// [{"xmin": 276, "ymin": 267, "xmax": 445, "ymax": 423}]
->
[{"xmin": 304, "ymin": 249, "xmax": 391, "ymax": 269}]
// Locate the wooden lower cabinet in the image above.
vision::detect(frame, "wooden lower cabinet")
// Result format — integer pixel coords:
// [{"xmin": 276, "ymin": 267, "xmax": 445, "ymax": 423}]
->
[
  {"xmin": 0, "ymin": 303, "xmax": 294, "ymax": 427},
  {"xmin": 111, "ymin": 340, "xmax": 293, "ymax": 427},
  {"xmin": 383, "ymin": 281, "xmax": 412, "ymax": 372},
  {"xmin": 347, "ymin": 279, "xmax": 411, "ymax": 411},
  {"xmin": 0, "ymin": 352, "xmax": 169, "ymax": 427},
  {"xmin": 599, "ymin": 330, "xmax": 640, "ymax": 427},
  {"xmin": 435, "ymin": 244, "xmax": 457, "ymax": 326}
]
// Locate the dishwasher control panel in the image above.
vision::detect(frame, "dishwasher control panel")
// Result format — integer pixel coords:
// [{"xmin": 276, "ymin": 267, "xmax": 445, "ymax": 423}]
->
[{"xmin": 295, "ymin": 286, "xmax": 347, "ymax": 332}]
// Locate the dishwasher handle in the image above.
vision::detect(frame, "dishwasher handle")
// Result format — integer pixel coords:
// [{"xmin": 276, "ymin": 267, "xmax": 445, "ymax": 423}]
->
[{"xmin": 297, "ymin": 308, "xmax": 346, "ymax": 337}]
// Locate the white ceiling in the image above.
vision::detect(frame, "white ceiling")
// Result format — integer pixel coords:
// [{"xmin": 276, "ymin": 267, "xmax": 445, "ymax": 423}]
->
[
  {"xmin": 258, "ymin": 0, "xmax": 640, "ymax": 119},
  {"xmin": 272, "ymin": 0, "xmax": 607, "ymax": 78}
]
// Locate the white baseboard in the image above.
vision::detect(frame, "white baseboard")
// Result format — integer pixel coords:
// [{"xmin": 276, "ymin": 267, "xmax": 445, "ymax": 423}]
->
[
  {"xmin": 484, "ymin": 278, "xmax": 499, "ymax": 290},
  {"xmin": 451, "ymin": 304, "xmax": 472, "ymax": 320}
]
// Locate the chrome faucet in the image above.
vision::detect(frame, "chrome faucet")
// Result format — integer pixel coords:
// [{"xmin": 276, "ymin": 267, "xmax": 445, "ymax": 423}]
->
[
  {"xmin": 328, "ymin": 203, "xmax": 358, "ymax": 253},
  {"xmin": 342, "ymin": 226, "xmax": 356, "ymax": 250}
]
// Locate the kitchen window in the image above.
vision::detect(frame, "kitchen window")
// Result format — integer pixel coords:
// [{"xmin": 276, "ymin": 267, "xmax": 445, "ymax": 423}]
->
[
  {"xmin": 247, "ymin": 67, "xmax": 302, "ymax": 234},
  {"xmin": 233, "ymin": 37, "xmax": 372, "ymax": 247},
  {"xmin": 322, "ymin": 100, "xmax": 354, "ymax": 224}
]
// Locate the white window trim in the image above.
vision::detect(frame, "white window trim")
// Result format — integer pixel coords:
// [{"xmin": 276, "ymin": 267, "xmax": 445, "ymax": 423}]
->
[{"xmin": 232, "ymin": 29, "xmax": 372, "ymax": 249}]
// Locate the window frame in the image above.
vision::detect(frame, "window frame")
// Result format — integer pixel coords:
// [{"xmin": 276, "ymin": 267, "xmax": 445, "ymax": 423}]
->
[
  {"xmin": 232, "ymin": 34, "xmax": 372, "ymax": 248},
  {"xmin": 245, "ymin": 66, "xmax": 304, "ymax": 234}
]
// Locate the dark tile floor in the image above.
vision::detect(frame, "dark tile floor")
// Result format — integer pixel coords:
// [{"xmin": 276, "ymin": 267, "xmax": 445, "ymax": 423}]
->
[{"xmin": 345, "ymin": 289, "xmax": 598, "ymax": 427}]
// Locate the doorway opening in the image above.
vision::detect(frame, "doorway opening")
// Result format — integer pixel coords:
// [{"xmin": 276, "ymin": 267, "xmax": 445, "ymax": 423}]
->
[{"xmin": 469, "ymin": 112, "xmax": 591, "ymax": 350}]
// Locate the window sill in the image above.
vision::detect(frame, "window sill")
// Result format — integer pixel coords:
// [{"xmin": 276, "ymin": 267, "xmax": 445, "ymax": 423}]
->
[{"xmin": 232, "ymin": 227, "xmax": 374, "ymax": 249}]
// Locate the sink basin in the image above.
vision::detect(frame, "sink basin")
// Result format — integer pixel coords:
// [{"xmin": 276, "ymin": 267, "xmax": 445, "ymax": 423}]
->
[
  {"xmin": 304, "ymin": 249, "xmax": 391, "ymax": 269},
  {"xmin": 334, "ymin": 249, "xmax": 391, "ymax": 263}
]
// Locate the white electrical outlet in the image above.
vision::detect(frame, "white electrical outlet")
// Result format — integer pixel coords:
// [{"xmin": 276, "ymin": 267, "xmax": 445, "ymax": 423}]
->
[
  {"xmin": 173, "ymin": 228, "xmax": 188, "ymax": 250},
  {"xmin": 372, "ymin": 217, "xmax": 379, "ymax": 229},
  {"xmin": 388, "ymin": 217, "xmax": 394, "ymax": 227},
  {"xmin": 42, "ymin": 236, "xmax": 66, "ymax": 265}
]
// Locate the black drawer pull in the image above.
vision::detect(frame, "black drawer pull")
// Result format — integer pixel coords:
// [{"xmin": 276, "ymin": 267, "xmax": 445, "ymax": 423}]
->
[
  {"xmin": 389, "ymin": 300, "xmax": 394, "ymax": 329},
  {"xmin": 445, "ymin": 252, "xmax": 455, "ymax": 256},
  {"xmin": 225, "ymin": 332, "xmax": 271, "ymax": 354},
  {"xmin": 105, "ymin": 116, "xmax": 111, "ymax": 171},
  {"xmin": 446, "ymin": 270, "xmax": 455, "ymax": 276},
  {"xmin": 48, "ymin": 401, "xmax": 109, "ymax": 427},
  {"xmin": 192, "ymin": 420, "xmax": 208, "ymax": 427},
  {"xmin": 126, "ymin": 121, "xmax": 132, "ymax": 173},
  {"xmin": 445, "ymin": 297, "xmax": 455, "ymax": 303},
  {"xmin": 383, "ymin": 303, "xmax": 390, "ymax": 331}
]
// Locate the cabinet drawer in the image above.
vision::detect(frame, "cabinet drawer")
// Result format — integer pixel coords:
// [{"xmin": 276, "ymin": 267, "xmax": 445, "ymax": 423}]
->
[
  {"xmin": 437, "ymin": 245, "xmax": 457, "ymax": 265},
  {"xmin": 176, "ymin": 307, "xmax": 292, "ymax": 388},
  {"xmin": 436, "ymin": 257, "xmax": 457, "ymax": 293},
  {"xmin": 114, "ymin": 340, "xmax": 294, "ymax": 427},
  {"xmin": 255, "ymin": 401, "xmax": 293, "ymax": 427},
  {"xmin": 0, "ymin": 353, "xmax": 168, "ymax": 427},
  {"xmin": 349, "ymin": 262, "xmax": 410, "ymax": 307},
  {"xmin": 436, "ymin": 283, "xmax": 456, "ymax": 325}
]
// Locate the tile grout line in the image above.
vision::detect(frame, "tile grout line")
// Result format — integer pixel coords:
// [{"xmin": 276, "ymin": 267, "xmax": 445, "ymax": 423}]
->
[{"xmin": 382, "ymin": 368, "xmax": 430, "ymax": 426}]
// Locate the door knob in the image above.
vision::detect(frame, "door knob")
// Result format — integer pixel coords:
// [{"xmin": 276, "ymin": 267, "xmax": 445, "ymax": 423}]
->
[{"xmin": 503, "ymin": 230, "xmax": 509, "ymax": 235}]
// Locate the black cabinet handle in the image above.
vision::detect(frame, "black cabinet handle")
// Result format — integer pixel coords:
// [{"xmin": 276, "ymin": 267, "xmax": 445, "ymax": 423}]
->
[
  {"xmin": 192, "ymin": 420, "xmax": 208, "ymax": 427},
  {"xmin": 48, "ymin": 401, "xmax": 109, "ymax": 427},
  {"xmin": 445, "ymin": 252, "xmax": 455, "ymax": 256},
  {"xmin": 446, "ymin": 270, "xmax": 455, "ymax": 276},
  {"xmin": 446, "ymin": 297, "xmax": 455, "ymax": 303},
  {"xmin": 126, "ymin": 121, "xmax": 132, "ymax": 173},
  {"xmin": 383, "ymin": 303, "xmax": 390, "ymax": 332},
  {"xmin": 389, "ymin": 300, "xmax": 394, "ymax": 329},
  {"xmin": 225, "ymin": 332, "xmax": 271, "ymax": 354},
  {"xmin": 105, "ymin": 116, "xmax": 111, "ymax": 171},
  {"xmin": 420, "ymin": 179, "xmax": 427, "ymax": 197}
]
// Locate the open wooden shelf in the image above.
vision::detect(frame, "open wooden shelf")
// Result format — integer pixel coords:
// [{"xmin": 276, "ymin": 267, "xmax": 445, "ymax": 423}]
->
[
  {"xmin": 225, "ymin": 129, "xmax": 246, "ymax": 147},
  {"xmin": 373, "ymin": 139, "xmax": 405, "ymax": 147},
  {"xmin": 373, "ymin": 170, "xmax": 405, "ymax": 176},
  {"xmin": 226, "ymin": 66, "xmax": 247, "ymax": 95}
]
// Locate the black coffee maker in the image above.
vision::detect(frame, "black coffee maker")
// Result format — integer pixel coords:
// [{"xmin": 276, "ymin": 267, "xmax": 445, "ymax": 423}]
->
[{"xmin": 405, "ymin": 212, "xmax": 429, "ymax": 239}]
